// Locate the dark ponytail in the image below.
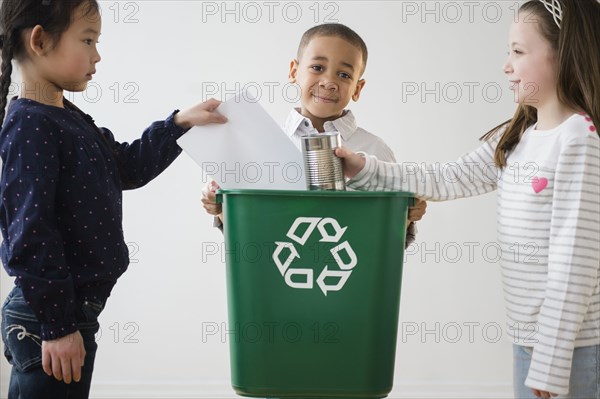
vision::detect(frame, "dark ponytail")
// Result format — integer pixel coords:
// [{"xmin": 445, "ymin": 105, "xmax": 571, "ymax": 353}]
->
[
  {"xmin": 0, "ymin": 0, "xmax": 99, "ymax": 126},
  {"xmin": 0, "ymin": 31, "xmax": 15, "ymax": 125}
]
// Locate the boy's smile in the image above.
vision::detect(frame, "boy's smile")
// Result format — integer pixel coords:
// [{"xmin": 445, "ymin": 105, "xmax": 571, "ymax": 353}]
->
[{"xmin": 289, "ymin": 35, "xmax": 365, "ymax": 131}]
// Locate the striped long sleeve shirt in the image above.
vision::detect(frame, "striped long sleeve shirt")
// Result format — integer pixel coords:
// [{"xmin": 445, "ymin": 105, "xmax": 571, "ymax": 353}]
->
[{"xmin": 348, "ymin": 113, "xmax": 600, "ymax": 395}]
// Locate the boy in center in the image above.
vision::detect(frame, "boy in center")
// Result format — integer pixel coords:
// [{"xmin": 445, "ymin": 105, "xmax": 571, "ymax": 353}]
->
[{"xmin": 203, "ymin": 23, "xmax": 427, "ymax": 240}]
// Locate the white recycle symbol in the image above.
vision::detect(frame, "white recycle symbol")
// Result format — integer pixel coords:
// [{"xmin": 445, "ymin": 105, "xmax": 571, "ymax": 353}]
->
[{"xmin": 271, "ymin": 217, "xmax": 358, "ymax": 296}]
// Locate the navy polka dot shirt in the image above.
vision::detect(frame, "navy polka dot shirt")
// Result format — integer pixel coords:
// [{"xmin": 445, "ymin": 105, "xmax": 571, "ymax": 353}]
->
[{"xmin": 0, "ymin": 98, "xmax": 188, "ymax": 340}]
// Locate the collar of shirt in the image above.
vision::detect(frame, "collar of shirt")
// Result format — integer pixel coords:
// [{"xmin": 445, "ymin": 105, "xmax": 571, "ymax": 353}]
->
[{"xmin": 283, "ymin": 108, "xmax": 358, "ymax": 141}]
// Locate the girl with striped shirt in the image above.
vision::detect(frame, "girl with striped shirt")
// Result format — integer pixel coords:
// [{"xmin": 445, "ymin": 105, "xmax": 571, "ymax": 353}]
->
[{"xmin": 337, "ymin": 1, "xmax": 599, "ymax": 398}]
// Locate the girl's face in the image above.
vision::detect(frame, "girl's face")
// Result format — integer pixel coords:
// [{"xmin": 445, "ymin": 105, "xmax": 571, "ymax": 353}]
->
[
  {"xmin": 40, "ymin": 4, "xmax": 102, "ymax": 93},
  {"xmin": 503, "ymin": 12, "xmax": 558, "ymax": 108}
]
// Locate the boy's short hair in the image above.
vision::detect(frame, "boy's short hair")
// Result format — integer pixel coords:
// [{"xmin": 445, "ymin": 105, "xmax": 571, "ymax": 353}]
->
[{"xmin": 297, "ymin": 23, "xmax": 368, "ymax": 76}]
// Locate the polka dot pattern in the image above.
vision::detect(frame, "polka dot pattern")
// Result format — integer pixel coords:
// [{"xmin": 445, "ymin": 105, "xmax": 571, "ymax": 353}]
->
[
  {"xmin": 0, "ymin": 98, "xmax": 187, "ymax": 340},
  {"xmin": 579, "ymin": 112, "xmax": 597, "ymax": 134}
]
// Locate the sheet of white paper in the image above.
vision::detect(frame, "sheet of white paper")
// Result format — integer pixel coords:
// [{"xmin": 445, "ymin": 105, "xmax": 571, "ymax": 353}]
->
[{"xmin": 177, "ymin": 91, "xmax": 305, "ymax": 190}]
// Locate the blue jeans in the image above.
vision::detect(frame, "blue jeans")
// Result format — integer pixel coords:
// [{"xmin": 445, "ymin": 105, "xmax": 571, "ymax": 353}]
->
[
  {"xmin": 1, "ymin": 286, "xmax": 104, "ymax": 399},
  {"xmin": 513, "ymin": 344, "xmax": 600, "ymax": 399}
]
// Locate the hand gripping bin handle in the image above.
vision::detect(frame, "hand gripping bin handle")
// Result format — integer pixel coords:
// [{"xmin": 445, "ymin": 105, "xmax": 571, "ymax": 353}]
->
[{"xmin": 216, "ymin": 189, "xmax": 414, "ymax": 398}]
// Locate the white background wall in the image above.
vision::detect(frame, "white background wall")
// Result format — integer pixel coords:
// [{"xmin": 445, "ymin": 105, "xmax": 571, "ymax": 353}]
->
[{"xmin": 1, "ymin": 1, "xmax": 523, "ymax": 397}]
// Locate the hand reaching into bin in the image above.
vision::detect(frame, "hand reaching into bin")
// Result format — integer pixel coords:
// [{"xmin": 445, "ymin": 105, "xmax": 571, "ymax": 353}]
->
[
  {"xmin": 335, "ymin": 146, "xmax": 428, "ymax": 223},
  {"xmin": 334, "ymin": 146, "xmax": 367, "ymax": 180}
]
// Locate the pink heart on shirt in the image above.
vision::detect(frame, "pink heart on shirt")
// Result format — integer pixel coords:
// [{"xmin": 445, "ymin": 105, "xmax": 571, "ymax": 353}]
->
[{"xmin": 532, "ymin": 176, "xmax": 548, "ymax": 193}]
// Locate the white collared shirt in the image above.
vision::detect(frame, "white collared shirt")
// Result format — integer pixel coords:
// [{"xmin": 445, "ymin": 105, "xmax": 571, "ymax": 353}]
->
[
  {"xmin": 282, "ymin": 108, "xmax": 417, "ymax": 245},
  {"xmin": 215, "ymin": 108, "xmax": 417, "ymax": 245},
  {"xmin": 283, "ymin": 108, "xmax": 396, "ymax": 162}
]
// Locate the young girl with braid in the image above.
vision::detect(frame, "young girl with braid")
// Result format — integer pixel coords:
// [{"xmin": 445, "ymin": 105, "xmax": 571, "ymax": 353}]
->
[
  {"xmin": 0, "ymin": 1, "xmax": 226, "ymax": 398},
  {"xmin": 338, "ymin": 1, "xmax": 599, "ymax": 398}
]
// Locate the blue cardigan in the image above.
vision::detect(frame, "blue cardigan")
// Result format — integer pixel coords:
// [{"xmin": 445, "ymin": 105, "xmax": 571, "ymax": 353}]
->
[{"xmin": 0, "ymin": 98, "xmax": 187, "ymax": 340}]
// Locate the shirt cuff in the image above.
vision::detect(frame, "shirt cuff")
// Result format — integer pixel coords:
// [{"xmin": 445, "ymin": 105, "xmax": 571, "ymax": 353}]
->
[
  {"xmin": 347, "ymin": 152, "xmax": 374, "ymax": 190},
  {"xmin": 41, "ymin": 319, "xmax": 79, "ymax": 341},
  {"xmin": 213, "ymin": 216, "xmax": 224, "ymax": 233},
  {"xmin": 165, "ymin": 110, "xmax": 189, "ymax": 139},
  {"xmin": 405, "ymin": 222, "xmax": 417, "ymax": 247}
]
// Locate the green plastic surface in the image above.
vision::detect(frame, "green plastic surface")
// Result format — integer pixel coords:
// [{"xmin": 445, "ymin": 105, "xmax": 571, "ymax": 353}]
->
[{"xmin": 217, "ymin": 189, "xmax": 414, "ymax": 398}]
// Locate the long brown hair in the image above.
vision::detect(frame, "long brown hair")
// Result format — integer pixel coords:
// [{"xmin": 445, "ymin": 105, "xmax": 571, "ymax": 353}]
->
[{"xmin": 482, "ymin": 0, "xmax": 600, "ymax": 168}]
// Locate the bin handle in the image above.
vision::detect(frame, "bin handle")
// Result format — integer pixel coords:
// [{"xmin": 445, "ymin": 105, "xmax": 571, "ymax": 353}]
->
[{"xmin": 214, "ymin": 191, "xmax": 414, "ymax": 206}]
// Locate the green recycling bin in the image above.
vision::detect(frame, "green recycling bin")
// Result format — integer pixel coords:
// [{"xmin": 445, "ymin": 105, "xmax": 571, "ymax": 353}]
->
[{"xmin": 216, "ymin": 189, "xmax": 414, "ymax": 398}]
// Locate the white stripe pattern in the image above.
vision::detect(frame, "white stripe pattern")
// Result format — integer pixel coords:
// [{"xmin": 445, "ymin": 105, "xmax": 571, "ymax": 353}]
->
[{"xmin": 348, "ymin": 114, "xmax": 600, "ymax": 395}]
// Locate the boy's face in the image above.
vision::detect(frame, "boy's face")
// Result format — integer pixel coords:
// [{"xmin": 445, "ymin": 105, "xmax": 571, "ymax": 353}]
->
[{"xmin": 289, "ymin": 35, "xmax": 365, "ymax": 122}]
